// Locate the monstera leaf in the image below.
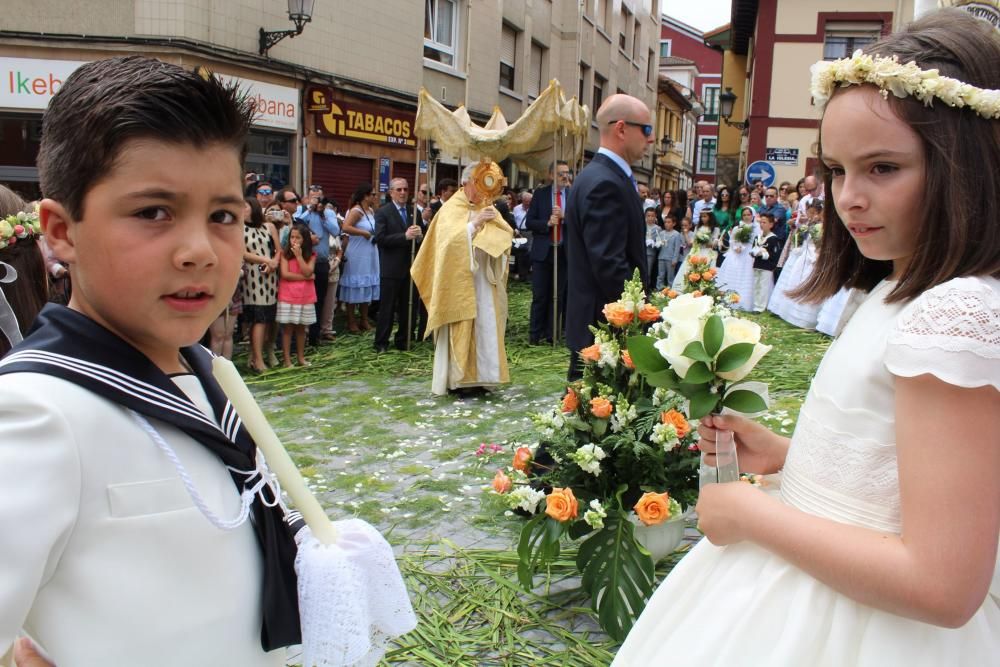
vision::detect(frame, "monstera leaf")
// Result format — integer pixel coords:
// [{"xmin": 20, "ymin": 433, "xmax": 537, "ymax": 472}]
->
[{"xmin": 576, "ymin": 505, "xmax": 656, "ymax": 641}]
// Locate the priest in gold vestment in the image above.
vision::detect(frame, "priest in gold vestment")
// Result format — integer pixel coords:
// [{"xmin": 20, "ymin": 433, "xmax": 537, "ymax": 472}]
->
[{"xmin": 411, "ymin": 161, "xmax": 514, "ymax": 395}]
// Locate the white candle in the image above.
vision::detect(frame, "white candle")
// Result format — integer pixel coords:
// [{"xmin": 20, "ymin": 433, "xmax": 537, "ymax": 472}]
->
[{"xmin": 212, "ymin": 356, "xmax": 338, "ymax": 545}]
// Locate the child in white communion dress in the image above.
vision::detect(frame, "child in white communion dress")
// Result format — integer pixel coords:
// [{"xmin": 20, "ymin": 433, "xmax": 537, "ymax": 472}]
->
[{"xmin": 613, "ymin": 10, "xmax": 1000, "ymax": 666}]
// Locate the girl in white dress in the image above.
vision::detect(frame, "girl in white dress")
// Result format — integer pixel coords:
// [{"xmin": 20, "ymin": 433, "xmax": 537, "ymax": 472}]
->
[
  {"xmin": 614, "ymin": 10, "xmax": 1000, "ymax": 665},
  {"xmin": 768, "ymin": 201, "xmax": 824, "ymax": 327},
  {"xmin": 715, "ymin": 205, "xmax": 757, "ymax": 311}
]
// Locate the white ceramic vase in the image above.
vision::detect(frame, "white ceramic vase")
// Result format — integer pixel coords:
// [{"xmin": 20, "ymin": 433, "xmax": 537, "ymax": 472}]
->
[{"xmin": 630, "ymin": 510, "xmax": 689, "ymax": 562}]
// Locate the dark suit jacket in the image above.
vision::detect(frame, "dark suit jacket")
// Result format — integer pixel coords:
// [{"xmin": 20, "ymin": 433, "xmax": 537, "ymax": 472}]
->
[
  {"xmin": 564, "ymin": 152, "xmax": 648, "ymax": 352},
  {"xmin": 524, "ymin": 183, "xmax": 569, "ymax": 263},
  {"xmin": 373, "ymin": 202, "xmax": 423, "ymax": 280}
]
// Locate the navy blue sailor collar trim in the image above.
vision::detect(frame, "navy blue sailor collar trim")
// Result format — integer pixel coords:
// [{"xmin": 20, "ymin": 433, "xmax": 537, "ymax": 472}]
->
[{"xmin": 0, "ymin": 303, "xmax": 302, "ymax": 650}]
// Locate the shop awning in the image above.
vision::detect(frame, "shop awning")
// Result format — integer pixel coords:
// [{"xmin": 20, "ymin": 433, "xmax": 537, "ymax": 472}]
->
[{"xmin": 414, "ymin": 79, "xmax": 590, "ymax": 175}]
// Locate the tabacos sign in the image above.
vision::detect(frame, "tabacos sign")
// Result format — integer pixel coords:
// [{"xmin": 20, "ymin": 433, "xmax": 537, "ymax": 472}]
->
[
  {"xmin": 308, "ymin": 86, "xmax": 415, "ymax": 147},
  {"xmin": 1, "ymin": 57, "xmax": 299, "ymax": 131}
]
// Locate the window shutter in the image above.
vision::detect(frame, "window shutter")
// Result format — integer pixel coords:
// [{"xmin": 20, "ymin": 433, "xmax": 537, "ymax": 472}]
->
[{"xmin": 501, "ymin": 26, "xmax": 516, "ymax": 65}]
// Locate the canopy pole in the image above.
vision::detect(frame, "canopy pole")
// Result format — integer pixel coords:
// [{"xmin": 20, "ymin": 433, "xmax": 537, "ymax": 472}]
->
[
  {"xmin": 407, "ymin": 138, "xmax": 421, "ymax": 352},
  {"xmin": 552, "ymin": 131, "xmax": 560, "ymax": 347}
]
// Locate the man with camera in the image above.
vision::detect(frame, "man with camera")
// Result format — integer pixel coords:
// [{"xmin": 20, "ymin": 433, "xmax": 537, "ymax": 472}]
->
[{"xmin": 294, "ymin": 184, "xmax": 341, "ymax": 344}]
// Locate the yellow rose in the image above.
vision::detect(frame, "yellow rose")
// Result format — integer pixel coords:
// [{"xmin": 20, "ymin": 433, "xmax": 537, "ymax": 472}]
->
[
  {"xmin": 545, "ymin": 487, "xmax": 579, "ymax": 522},
  {"xmin": 634, "ymin": 491, "xmax": 672, "ymax": 526}
]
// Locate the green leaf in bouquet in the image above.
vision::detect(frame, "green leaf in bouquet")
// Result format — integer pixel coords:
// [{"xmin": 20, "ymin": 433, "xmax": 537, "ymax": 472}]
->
[
  {"xmin": 569, "ymin": 519, "xmax": 595, "ymax": 540},
  {"xmin": 626, "ymin": 336, "xmax": 667, "ymax": 373},
  {"xmin": 681, "ymin": 341, "xmax": 712, "ymax": 363},
  {"xmin": 681, "ymin": 361, "xmax": 714, "ymax": 384},
  {"xmin": 703, "ymin": 315, "xmax": 724, "ymax": 357},
  {"xmin": 722, "ymin": 389, "xmax": 768, "ymax": 414},
  {"xmin": 644, "ymin": 368, "xmax": 679, "ymax": 389},
  {"xmin": 688, "ymin": 387, "xmax": 721, "ymax": 420},
  {"xmin": 715, "ymin": 342, "xmax": 755, "ymax": 372},
  {"xmin": 517, "ymin": 514, "xmax": 565, "ymax": 589},
  {"xmin": 673, "ymin": 382, "xmax": 702, "ymax": 399},
  {"xmin": 577, "ymin": 509, "xmax": 656, "ymax": 642}
]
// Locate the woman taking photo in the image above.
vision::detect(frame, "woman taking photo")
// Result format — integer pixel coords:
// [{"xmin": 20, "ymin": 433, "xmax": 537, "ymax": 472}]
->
[{"xmin": 339, "ymin": 182, "xmax": 381, "ymax": 333}]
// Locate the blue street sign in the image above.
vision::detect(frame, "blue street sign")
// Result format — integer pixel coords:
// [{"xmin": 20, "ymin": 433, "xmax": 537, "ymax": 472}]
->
[{"xmin": 745, "ymin": 160, "xmax": 776, "ymax": 187}]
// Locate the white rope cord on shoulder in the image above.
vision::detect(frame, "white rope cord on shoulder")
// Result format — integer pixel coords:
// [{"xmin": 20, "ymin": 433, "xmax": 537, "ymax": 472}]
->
[{"xmin": 128, "ymin": 409, "xmax": 285, "ymax": 531}]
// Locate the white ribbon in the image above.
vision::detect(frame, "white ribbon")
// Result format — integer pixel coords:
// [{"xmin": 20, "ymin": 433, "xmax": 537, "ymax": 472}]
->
[{"xmin": 0, "ymin": 261, "xmax": 23, "ymax": 348}]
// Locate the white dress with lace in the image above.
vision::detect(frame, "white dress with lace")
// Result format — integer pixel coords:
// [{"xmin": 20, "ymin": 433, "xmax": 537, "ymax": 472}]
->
[{"xmin": 613, "ymin": 276, "xmax": 1000, "ymax": 666}]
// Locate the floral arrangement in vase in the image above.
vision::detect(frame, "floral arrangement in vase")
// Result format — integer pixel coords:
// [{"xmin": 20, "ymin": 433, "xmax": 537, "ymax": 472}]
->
[{"xmin": 484, "ymin": 271, "xmax": 730, "ymax": 640}]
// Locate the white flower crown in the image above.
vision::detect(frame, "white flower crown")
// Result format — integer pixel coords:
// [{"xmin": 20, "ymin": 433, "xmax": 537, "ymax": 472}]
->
[{"xmin": 810, "ymin": 50, "xmax": 1000, "ymax": 119}]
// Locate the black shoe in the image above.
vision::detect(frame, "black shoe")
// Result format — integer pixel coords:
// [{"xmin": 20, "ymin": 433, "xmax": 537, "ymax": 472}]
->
[{"xmin": 374, "ymin": 344, "xmax": 389, "ymax": 353}]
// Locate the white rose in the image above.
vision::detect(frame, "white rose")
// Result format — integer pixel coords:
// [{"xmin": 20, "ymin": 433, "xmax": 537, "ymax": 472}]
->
[
  {"xmin": 716, "ymin": 316, "xmax": 772, "ymax": 382},
  {"xmin": 660, "ymin": 292, "xmax": 714, "ymax": 326},
  {"xmin": 654, "ymin": 318, "xmax": 702, "ymax": 379}
]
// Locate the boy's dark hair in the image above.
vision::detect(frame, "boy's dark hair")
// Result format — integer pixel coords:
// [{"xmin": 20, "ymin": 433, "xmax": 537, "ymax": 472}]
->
[
  {"xmin": 38, "ymin": 56, "xmax": 255, "ymax": 220},
  {"xmin": 796, "ymin": 8, "xmax": 1000, "ymax": 304},
  {"xmin": 284, "ymin": 222, "xmax": 314, "ymax": 260},
  {"xmin": 758, "ymin": 213, "xmax": 774, "ymax": 224},
  {"xmin": 436, "ymin": 179, "xmax": 458, "ymax": 196},
  {"xmin": 806, "ymin": 201, "xmax": 823, "ymax": 213}
]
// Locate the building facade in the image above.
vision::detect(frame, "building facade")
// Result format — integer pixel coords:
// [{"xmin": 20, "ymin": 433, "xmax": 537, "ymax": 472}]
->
[
  {"xmin": 0, "ymin": 0, "xmax": 661, "ymax": 204},
  {"xmin": 658, "ymin": 15, "xmax": 722, "ymax": 184}
]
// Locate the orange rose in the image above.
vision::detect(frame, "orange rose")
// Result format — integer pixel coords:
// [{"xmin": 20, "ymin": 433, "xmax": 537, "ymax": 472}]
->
[
  {"xmin": 492, "ymin": 469, "xmax": 512, "ymax": 494},
  {"xmin": 512, "ymin": 447, "xmax": 533, "ymax": 473},
  {"xmin": 661, "ymin": 409, "xmax": 691, "ymax": 439},
  {"xmin": 590, "ymin": 396, "xmax": 613, "ymax": 419},
  {"xmin": 667, "ymin": 289, "xmax": 679, "ymax": 298},
  {"xmin": 545, "ymin": 487, "xmax": 579, "ymax": 522},
  {"xmin": 688, "ymin": 272, "xmax": 702, "ymax": 282},
  {"xmin": 580, "ymin": 344, "xmax": 601, "ymax": 364},
  {"xmin": 690, "ymin": 256, "xmax": 707, "ymax": 266},
  {"xmin": 603, "ymin": 302, "xmax": 634, "ymax": 327},
  {"xmin": 622, "ymin": 350, "xmax": 635, "ymax": 369},
  {"xmin": 634, "ymin": 491, "xmax": 672, "ymax": 526},
  {"xmin": 562, "ymin": 388, "xmax": 579, "ymax": 413},
  {"xmin": 705, "ymin": 269, "xmax": 717, "ymax": 280},
  {"xmin": 638, "ymin": 303, "xmax": 661, "ymax": 323},
  {"xmin": 729, "ymin": 293, "xmax": 741, "ymax": 304},
  {"xmin": 691, "ymin": 290, "xmax": 703, "ymax": 297}
]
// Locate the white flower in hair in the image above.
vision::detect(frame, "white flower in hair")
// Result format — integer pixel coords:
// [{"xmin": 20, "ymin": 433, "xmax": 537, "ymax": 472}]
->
[{"xmin": 810, "ymin": 49, "xmax": 1000, "ymax": 119}]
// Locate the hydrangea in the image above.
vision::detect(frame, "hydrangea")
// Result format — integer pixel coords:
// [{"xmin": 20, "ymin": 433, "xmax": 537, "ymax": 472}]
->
[
  {"xmin": 570, "ymin": 443, "xmax": 607, "ymax": 476},
  {"xmin": 583, "ymin": 499, "xmax": 607, "ymax": 530},
  {"xmin": 506, "ymin": 486, "xmax": 546, "ymax": 514}
]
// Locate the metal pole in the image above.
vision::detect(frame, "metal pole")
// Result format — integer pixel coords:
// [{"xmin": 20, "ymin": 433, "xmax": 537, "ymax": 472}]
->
[
  {"xmin": 552, "ymin": 132, "xmax": 559, "ymax": 347},
  {"xmin": 407, "ymin": 139, "xmax": 421, "ymax": 351}
]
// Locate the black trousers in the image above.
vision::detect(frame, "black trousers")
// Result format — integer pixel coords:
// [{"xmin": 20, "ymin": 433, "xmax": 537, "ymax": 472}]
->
[
  {"xmin": 308, "ymin": 258, "xmax": 330, "ymax": 345},
  {"xmin": 529, "ymin": 246, "xmax": 567, "ymax": 342},
  {"xmin": 374, "ymin": 276, "xmax": 424, "ymax": 348}
]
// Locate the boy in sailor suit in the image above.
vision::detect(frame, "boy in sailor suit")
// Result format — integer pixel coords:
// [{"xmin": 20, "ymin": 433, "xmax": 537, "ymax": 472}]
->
[{"xmin": 0, "ymin": 57, "xmax": 300, "ymax": 666}]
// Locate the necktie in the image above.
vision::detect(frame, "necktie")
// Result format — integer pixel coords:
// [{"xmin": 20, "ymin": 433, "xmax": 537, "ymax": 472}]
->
[{"xmin": 399, "ymin": 207, "xmax": 407, "ymax": 223}]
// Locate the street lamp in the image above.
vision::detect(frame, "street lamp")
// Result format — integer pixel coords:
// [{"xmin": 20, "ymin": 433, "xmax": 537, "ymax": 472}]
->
[
  {"xmin": 719, "ymin": 87, "xmax": 750, "ymax": 131},
  {"xmin": 259, "ymin": 0, "xmax": 316, "ymax": 56},
  {"xmin": 659, "ymin": 136, "xmax": 674, "ymax": 154}
]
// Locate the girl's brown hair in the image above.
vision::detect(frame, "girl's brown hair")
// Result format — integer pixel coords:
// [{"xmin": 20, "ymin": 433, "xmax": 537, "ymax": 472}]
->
[{"xmin": 795, "ymin": 9, "xmax": 1000, "ymax": 304}]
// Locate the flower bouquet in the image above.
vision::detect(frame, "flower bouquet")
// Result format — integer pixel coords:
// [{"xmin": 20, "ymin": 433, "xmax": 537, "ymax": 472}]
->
[
  {"xmin": 488, "ymin": 272, "xmax": 702, "ymax": 641},
  {"xmin": 732, "ymin": 222, "xmax": 753, "ymax": 245}
]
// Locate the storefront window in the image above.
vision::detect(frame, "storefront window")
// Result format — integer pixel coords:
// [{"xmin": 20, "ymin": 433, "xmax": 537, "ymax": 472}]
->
[{"xmin": 245, "ymin": 130, "xmax": 292, "ymax": 189}]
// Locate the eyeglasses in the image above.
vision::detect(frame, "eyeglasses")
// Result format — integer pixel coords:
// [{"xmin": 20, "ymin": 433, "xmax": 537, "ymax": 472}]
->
[
  {"xmin": 256, "ymin": 188, "xmax": 272, "ymax": 195},
  {"xmin": 283, "ymin": 197, "xmax": 299, "ymax": 203},
  {"xmin": 607, "ymin": 120, "xmax": 653, "ymax": 137},
  {"xmin": 392, "ymin": 187, "xmax": 408, "ymax": 192},
  {"xmin": 308, "ymin": 185, "xmax": 322, "ymax": 191}
]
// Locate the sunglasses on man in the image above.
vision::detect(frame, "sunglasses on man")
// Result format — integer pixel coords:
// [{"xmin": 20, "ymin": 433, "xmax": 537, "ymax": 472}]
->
[
  {"xmin": 283, "ymin": 196, "xmax": 299, "ymax": 203},
  {"xmin": 607, "ymin": 120, "xmax": 653, "ymax": 137}
]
